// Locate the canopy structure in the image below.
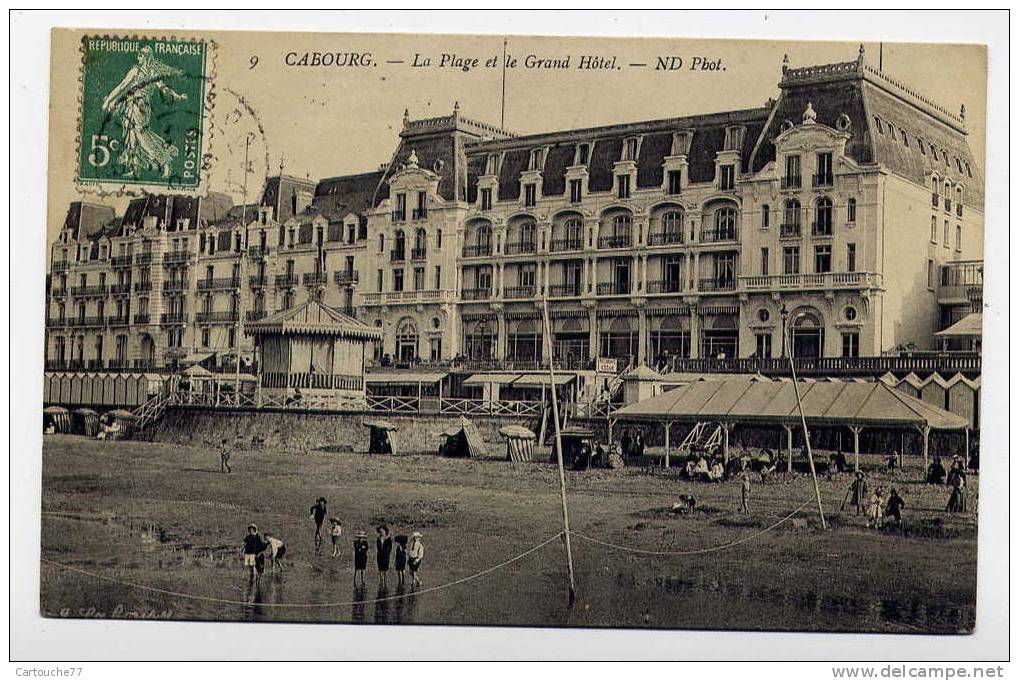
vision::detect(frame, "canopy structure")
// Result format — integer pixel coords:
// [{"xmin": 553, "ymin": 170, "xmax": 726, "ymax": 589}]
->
[
  {"xmin": 934, "ymin": 313, "xmax": 982, "ymax": 339},
  {"xmin": 246, "ymin": 299, "xmax": 382, "ymax": 341},
  {"xmin": 439, "ymin": 416, "xmax": 488, "ymax": 459},
  {"xmin": 613, "ymin": 378, "xmax": 968, "ymax": 430},
  {"xmin": 511, "ymin": 373, "xmax": 576, "ymax": 388},
  {"xmin": 462, "ymin": 372, "xmax": 520, "ymax": 386},
  {"xmin": 366, "ymin": 371, "xmax": 449, "ymax": 385},
  {"xmin": 363, "ymin": 419, "xmax": 398, "ymax": 455},
  {"xmin": 183, "ymin": 364, "xmax": 215, "ymax": 378},
  {"xmin": 499, "ymin": 425, "xmax": 536, "ymax": 463}
]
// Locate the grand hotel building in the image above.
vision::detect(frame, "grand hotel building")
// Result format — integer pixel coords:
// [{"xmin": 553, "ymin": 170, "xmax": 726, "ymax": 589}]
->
[{"xmin": 45, "ymin": 48, "xmax": 984, "ymax": 372}]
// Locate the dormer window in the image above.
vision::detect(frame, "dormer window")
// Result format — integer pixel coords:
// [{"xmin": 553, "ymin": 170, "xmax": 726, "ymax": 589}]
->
[
  {"xmin": 667, "ymin": 170, "xmax": 681, "ymax": 195},
  {"xmin": 617, "ymin": 174, "xmax": 631, "ymax": 199},
  {"xmin": 672, "ymin": 131, "xmax": 693, "ymax": 156},
  {"xmin": 480, "ymin": 187, "xmax": 492, "ymax": 211},
  {"xmin": 623, "ymin": 137, "xmax": 639, "ymax": 162},
  {"xmin": 569, "ymin": 178, "xmax": 582, "ymax": 204},
  {"xmin": 528, "ymin": 148, "xmax": 545, "ymax": 171},
  {"xmin": 724, "ymin": 126, "xmax": 745, "ymax": 151},
  {"xmin": 485, "ymin": 153, "xmax": 500, "ymax": 176},
  {"xmin": 524, "ymin": 183, "xmax": 537, "ymax": 207},
  {"xmin": 576, "ymin": 143, "xmax": 590, "ymax": 166}
]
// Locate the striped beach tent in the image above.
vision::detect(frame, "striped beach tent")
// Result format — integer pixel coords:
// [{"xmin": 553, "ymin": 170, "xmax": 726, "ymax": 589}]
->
[
  {"xmin": 43, "ymin": 405, "xmax": 71, "ymax": 433},
  {"xmin": 499, "ymin": 425, "xmax": 536, "ymax": 463}
]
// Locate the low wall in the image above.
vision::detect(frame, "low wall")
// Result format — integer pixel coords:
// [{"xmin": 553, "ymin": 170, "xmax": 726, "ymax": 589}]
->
[{"xmin": 149, "ymin": 407, "xmax": 550, "ymax": 454}]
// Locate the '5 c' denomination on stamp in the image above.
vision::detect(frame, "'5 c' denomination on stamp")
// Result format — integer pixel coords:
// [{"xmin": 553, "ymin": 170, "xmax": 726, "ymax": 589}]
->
[{"xmin": 76, "ymin": 36, "xmax": 211, "ymax": 193}]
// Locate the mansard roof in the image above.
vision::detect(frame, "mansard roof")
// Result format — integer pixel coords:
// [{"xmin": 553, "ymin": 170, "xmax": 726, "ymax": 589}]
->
[{"xmin": 313, "ymin": 170, "xmax": 386, "ymax": 220}]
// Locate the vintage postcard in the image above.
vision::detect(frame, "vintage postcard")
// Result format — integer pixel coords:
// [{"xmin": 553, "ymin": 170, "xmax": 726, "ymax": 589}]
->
[{"xmin": 40, "ymin": 27, "xmax": 987, "ymax": 636}]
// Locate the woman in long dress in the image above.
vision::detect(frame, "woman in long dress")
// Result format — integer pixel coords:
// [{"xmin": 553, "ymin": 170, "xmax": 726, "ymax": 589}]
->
[{"xmin": 101, "ymin": 47, "xmax": 188, "ymax": 178}]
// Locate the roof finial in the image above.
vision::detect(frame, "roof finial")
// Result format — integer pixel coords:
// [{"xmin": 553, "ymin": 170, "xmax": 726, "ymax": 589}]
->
[
  {"xmin": 802, "ymin": 101, "xmax": 817, "ymax": 125},
  {"xmin": 402, "ymin": 108, "xmax": 410, "ymax": 127},
  {"xmin": 782, "ymin": 53, "xmax": 789, "ymax": 74},
  {"xmin": 407, "ymin": 149, "xmax": 419, "ymax": 167},
  {"xmin": 960, "ymin": 103, "xmax": 966, "ymax": 122},
  {"xmin": 859, "ymin": 43, "xmax": 866, "ymax": 59}
]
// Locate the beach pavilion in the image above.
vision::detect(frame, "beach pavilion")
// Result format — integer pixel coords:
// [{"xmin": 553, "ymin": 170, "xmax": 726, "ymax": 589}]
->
[{"xmin": 610, "ymin": 378, "xmax": 970, "ymax": 469}]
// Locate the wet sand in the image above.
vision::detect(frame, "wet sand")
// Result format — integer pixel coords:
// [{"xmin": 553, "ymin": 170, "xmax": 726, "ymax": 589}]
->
[{"xmin": 40, "ymin": 434, "xmax": 977, "ymax": 632}]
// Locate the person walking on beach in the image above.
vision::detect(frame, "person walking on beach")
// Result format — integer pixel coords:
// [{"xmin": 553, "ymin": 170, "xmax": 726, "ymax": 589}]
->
[
  {"xmin": 843, "ymin": 471, "xmax": 868, "ymax": 516},
  {"xmin": 738, "ymin": 468, "xmax": 752, "ymax": 515},
  {"xmin": 329, "ymin": 518, "xmax": 343, "ymax": 558},
  {"xmin": 219, "ymin": 438, "xmax": 232, "ymax": 473},
  {"xmin": 376, "ymin": 525, "xmax": 393, "ymax": 587},
  {"xmin": 264, "ymin": 532, "xmax": 287, "ymax": 573},
  {"xmin": 946, "ymin": 471, "xmax": 968, "ymax": 513},
  {"xmin": 884, "ymin": 488, "xmax": 906, "ymax": 525},
  {"xmin": 241, "ymin": 524, "xmax": 266, "ymax": 579},
  {"xmin": 393, "ymin": 534, "xmax": 409, "ymax": 586},
  {"xmin": 408, "ymin": 531, "xmax": 425, "ymax": 587},
  {"xmin": 866, "ymin": 487, "xmax": 886, "ymax": 529},
  {"xmin": 353, "ymin": 530, "xmax": 370, "ymax": 587},
  {"xmin": 309, "ymin": 497, "xmax": 328, "ymax": 554}
]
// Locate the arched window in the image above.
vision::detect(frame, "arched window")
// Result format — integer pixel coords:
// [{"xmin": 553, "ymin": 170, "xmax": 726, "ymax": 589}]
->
[
  {"xmin": 612, "ymin": 214, "xmax": 632, "ymax": 236},
  {"xmin": 814, "ymin": 197, "xmax": 833, "ymax": 235},
  {"xmin": 519, "ymin": 219, "xmax": 536, "ymax": 246},
  {"xmin": 414, "ymin": 228, "xmax": 427, "ymax": 253},
  {"xmin": 662, "ymin": 210, "xmax": 683, "ymax": 236},
  {"xmin": 564, "ymin": 217, "xmax": 582, "ymax": 241},
  {"xmin": 477, "ymin": 223, "xmax": 492, "ymax": 248},
  {"xmin": 847, "ymin": 198, "xmax": 857, "ymax": 223},
  {"xmin": 714, "ymin": 207, "xmax": 737, "ymax": 240},
  {"xmin": 394, "ymin": 229, "xmax": 406, "ymax": 259}
]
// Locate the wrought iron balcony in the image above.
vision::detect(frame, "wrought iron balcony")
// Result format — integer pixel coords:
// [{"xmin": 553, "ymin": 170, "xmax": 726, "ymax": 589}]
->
[
  {"xmin": 162, "ymin": 280, "xmax": 189, "ymax": 292},
  {"xmin": 549, "ymin": 283, "xmax": 581, "ymax": 297},
  {"xmin": 462, "ymin": 244, "xmax": 493, "ymax": 258},
  {"xmin": 111, "ymin": 254, "xmax": 133, "ymax": 267},
  {"xmin": 410, "ymin": 247, "xmax": 427, "ymax": 260},
  {"xmin": 67, "ymin": 359, "xmax": 86, "ymax": 370},
  {"xmin": 50, "ymin": 288, "xmax": 66, "ymax": 298},
  {"xmin": 503, "ymin": 285, "xmax": 536, "ymax": 299},
  {"xmin": 460, "ymin": 287, "xmax": 492, "ymax": 301},
  {"xmin": 71, "ymin": 285, "xmax": 108, "ymax": 297},
  {"xmin": 45, "ymin": 317, "xmax": 67, "ymax": 328},
  {"xmin": 134, "ymin": 281, "xmax": 152, "ymax": 293},
  {"xmin": 302, "ymin": 271, "xmax": 328, "ymax": 286},
  {"xmin": 549, "ymin": 238, "xmax": 583, "ymax": 253},
  {"xmin": 274, "ymin": 274, "xmax": 299, "ymax": 288},
  {"xmin": 249, "ymin": 274, "xmax": 268, "ymax": 288},
  {"xmin": 648, "ymin": 231, "xmax": 684, "ymax": 246},
  {"xmin": 44, "ymin": 360, "xmax": 69, "ymax": 371},
  {"xmin": 598, "ymin": 234, "xmax": 632, "ymax": 249},
  {"xmin": 647, "ymin": 279, "xmax": 683, "ymax": 294},
  {"xmin": 390, "ymin": 249, "xmax": 406, "ymax": 262},
  {"xmin": 108, "ymin": 315, "xmax": 130, "ymax": 327},
  {"xmin": 52, "ymin": 261, "xmax": 71, "ymax": 272},
  {"xmin": 698, "ymin": 277, "xmax": 737, "ymax": 292},
  {"xmin": 133, "ymin": 313, "xmax": 151, "ymax": 325},
  {"xmin": 109, "ymin": 283, "xmax": 132, "ymax": 295},
  {"xmin": 162, "ymin": 251, "xmax": 193, "ymax": 265},
  {"xmin": 505, "ymin": 241, "xmax": 537, "ymax": 255},
  {"xmin": 334, "ymin": 270, "xmax": 359, "ymax": 285},
  {"xmin": 247, "ymin": 245, "xmax": 271, "ymax": 258},
  {"xmin": 596, "ymin": 281, "xmax": 631, "ymax": 296},
  {"xmin": 700, "ymin": 227, "xmax": 739, "ymax": 243},
  {"xmin": 136, "ymin": 252, "xmax": 154, "ymax": 265},
  {"xmin": 195, "ymin": 310, "xmax": 240, "ymax": 323},
  {"xmin": 160, "ymin": 312, "xmax": 188, "ymax": 325},
  {"xmin": 70, "ymin": 316, "xmax": 107, "ymax": 328}
]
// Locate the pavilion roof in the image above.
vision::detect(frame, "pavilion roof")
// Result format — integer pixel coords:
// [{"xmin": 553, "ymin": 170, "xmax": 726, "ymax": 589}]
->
[{"xmin": 245, "ymin": 299, "xmax": 382, "ymax": 341}]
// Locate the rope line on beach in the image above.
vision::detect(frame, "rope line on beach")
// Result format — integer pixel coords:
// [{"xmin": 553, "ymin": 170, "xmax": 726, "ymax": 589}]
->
[
  {"xmin": 39, "ymin": 531, "xmax": 565, "ymax": 609},
  {"xmin": 570, "ymin": 499, "xmax": 815, "ymax": 556}
]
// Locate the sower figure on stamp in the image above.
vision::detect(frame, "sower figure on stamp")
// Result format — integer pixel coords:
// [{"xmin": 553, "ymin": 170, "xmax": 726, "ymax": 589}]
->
[{"xmin": 100, "ymin": 46, "xmax": 188, "ymax": 178}]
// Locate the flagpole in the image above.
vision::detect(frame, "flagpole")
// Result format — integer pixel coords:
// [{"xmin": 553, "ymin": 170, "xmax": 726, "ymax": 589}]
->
[
  {"xmin": 501, "ymin": 38, "xmax": 508, "ymax": 130},
  {"xmin": 542, "ymin": 296, "xmax": 576, "ymax": 603},
  {"xmin": 787, "ymin": 322, "xmax": 827, "ymax": 529},
  {"xmin": 235, "ymin": 134, "xmax": 251, "ymax": 401}
]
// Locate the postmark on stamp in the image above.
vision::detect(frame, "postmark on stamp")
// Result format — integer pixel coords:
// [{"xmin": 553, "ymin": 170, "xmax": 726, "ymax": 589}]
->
[{"xmin": 76, "ymin": 36, "xmax": 211, "ymax": 193}]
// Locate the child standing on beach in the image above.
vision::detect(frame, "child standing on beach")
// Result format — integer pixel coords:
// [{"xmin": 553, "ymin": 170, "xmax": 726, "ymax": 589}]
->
[
  {"xmin": 408, "ymin": 531, "xmax": 425, "ymax": 587},
  {"xmin": 393, "ymin": 534, "xmax": 409, "ymax": 586},
  {"xmin": 329, "ymin": 518, "xmax": 343, "ymax": 557}
]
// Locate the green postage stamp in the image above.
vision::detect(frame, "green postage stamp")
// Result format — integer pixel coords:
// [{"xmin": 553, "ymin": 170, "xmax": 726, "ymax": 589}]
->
[{"xmin": 76, "ymin": 35, "xmax": 212, "ymax": 192}]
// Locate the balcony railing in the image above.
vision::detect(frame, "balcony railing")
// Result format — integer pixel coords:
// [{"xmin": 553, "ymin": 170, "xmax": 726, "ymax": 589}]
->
[
  {"xmin": 109, "ymin": 283, "xmax": 132, "ymax": 295},
  {"xmin": 410, "ymin": 247, "xmax": 427, "ymax": 260},
  {"xmin": 391, "ymin": 210, "xmax": 406, "ymax": 222},
  {"xmin": 134, "ymin": 281, "xmax": 152, "ymax": 293},
  {"xmin": 197, "ymin": 277, "xmax": 240, "ymax": 291},
  {"xmin": 360, "ymin": 289, "xmax": 454, "ymax": 306},
  {"xmin": 70, "ymin": 285, "xmax": 108, "ymax": 297},
  {"xmin": 549, "ymin": 283, "xmax": 581, "ymax": 297},
  {"xmin": 550, "ymin": 238, "xmax": 583, "ymax": 253},
  {"xmin": 779, "ymin": 223, "xmax": 801, "ymax": 238},
  {"xmin": 45, "ymin": 317, "xmax": 67, "ymax": 328},
  {"xmin": 70, "ymin": 316, "xmax": 106, "ymax": 328},
  {"xmin": 781, "ymin": 175, "xmax": 802, "ymax": 190},
  {"xmin": 334, "ymin": 270, "xmax": 359, "ymax": 285},
  {"xmin": 249, "ymin": 274, "xmax": 268, "ymax": 288},
  {"xmin": 302, "ymin": 271, "xmax": 328, "ymax": 286},
  {"xmin": 248, "ymin": 245, "xmax": 271, "ymax": 258},
  {"xmin": 162, "ymin": 280, "xmax": 189, "ymax": 292},
  {"xmin": 596, "ymin": 281, "xmax": 631, "ymax": 296},
  {"xmin": 740, "ymin": 271, "xmax": 881, "ymax": 291},
  {"xmin": 700, "ymin": 228, "xmax": 739, "ymax": 243},
  {"xmin": 262, "ymin": 371, "xmax": 365, "ymax": 392},
  {"xmin": 108, "ymin": 315, "xmax": 130, "ymax": 327},
  {"xmin": 461, "ymin": 287, "xmax": 492, "ymax": 301},
  {"xmin": 162, "ymin": 251, "xmax": 193, "ymax": 265},
  {"xmin": 136, "ymin": 252, "xmax": 154, "ymax": 265},
  {"xmin": 648, "ymin": 231, "xmax": 684, "ymax": 246},
  {"xmin": 50, "ymin": 288, "xmax": 66, "ymax": 297},
  {"xmin": 246, "ymin": 310, "xmax": 268, "ymax": 322},
  {"xmin": 274, "ymin": 274, "xmax": 299, "ymax": 288},
  {"xmin": 195, "ymin": 310, "xmax": 240, "ymax": 323},
  {"xmin": 647, "ymin": 279, "xmax": 683, "ymax": 294},
  {"xmin": 598, "ymin": 234, "xmax": 632, "ymax": 249},
  {"xmin": 52, "ymin": 261, "xmax": 71, "ymax": 272},
  {"xmin": 133, "ymin": 313, "xmax": 151, "ymax": 324},
  {"xmin": 503, "ymin": 285, "xmax": 536, "ymax": 299},
  {"xmin": 504, "ymin": 241, "xmax": 537, "ymax": 255},
  {"xmin": 412, "ymin": 208, "xmax": 428, "ymax": 220},
  {"xmin": 811, "ymin": 222, "xmax": 833, "ymax": 237},
  {"xmin": 668, "ymin": 354, "xmax": 981, "ymax": 378},
  {"xmin": 111, "ymin": 255, "xmax": 133, "ymax": 267},
  {"xmin": 812, "ymin": 173, "xmax": 834, "ymax": 188},
  {"xmin": 698, "ymin": 277, "xmax": 737, "ymax": 292},
  {"xmin": 462, "ymin": 244, "xmax": 493, "ymax": 258},
  {"xmin": 390, "ymin": 249, "xmax": 406, "ymax": 262},
  {"xmin": 160, "ymin": 312, "xmax": 188, "ymax": 325}
]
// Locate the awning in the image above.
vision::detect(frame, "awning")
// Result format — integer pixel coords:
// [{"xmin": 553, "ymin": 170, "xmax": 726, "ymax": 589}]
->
[
  {"xmin": 934, "ymin": 313, "xmax": 982, "ymax": 338},
  {"xmin": 365, "ymin": 371, "xmax": 448, "ymax": 385},
  {"xmin": 613, "ymin": 378, "xmax": 969, "ymax": 430},
  {"xmin": 462, "ymin": 373, "xmax": 521, "ymax": 385},
  {"xmin": 511, "ymin": 373, "xmax": 576, "ymax": 388},
  {"xmin": 180, "ymin": 352, "xmax": 215, "ymax": 366},
  {"xmin": 183, "ymin": 364, "xmax": 215, "ymax": 378}
]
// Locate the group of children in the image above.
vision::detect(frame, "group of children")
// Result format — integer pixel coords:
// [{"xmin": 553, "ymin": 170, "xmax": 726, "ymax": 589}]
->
[
  {"xmin": 241, "ymin": 496, "xmax": 426, "ymax": 587},
  {"xmin": 843, "ymin": 471, "xmax": 907, "ymax": 529}
]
